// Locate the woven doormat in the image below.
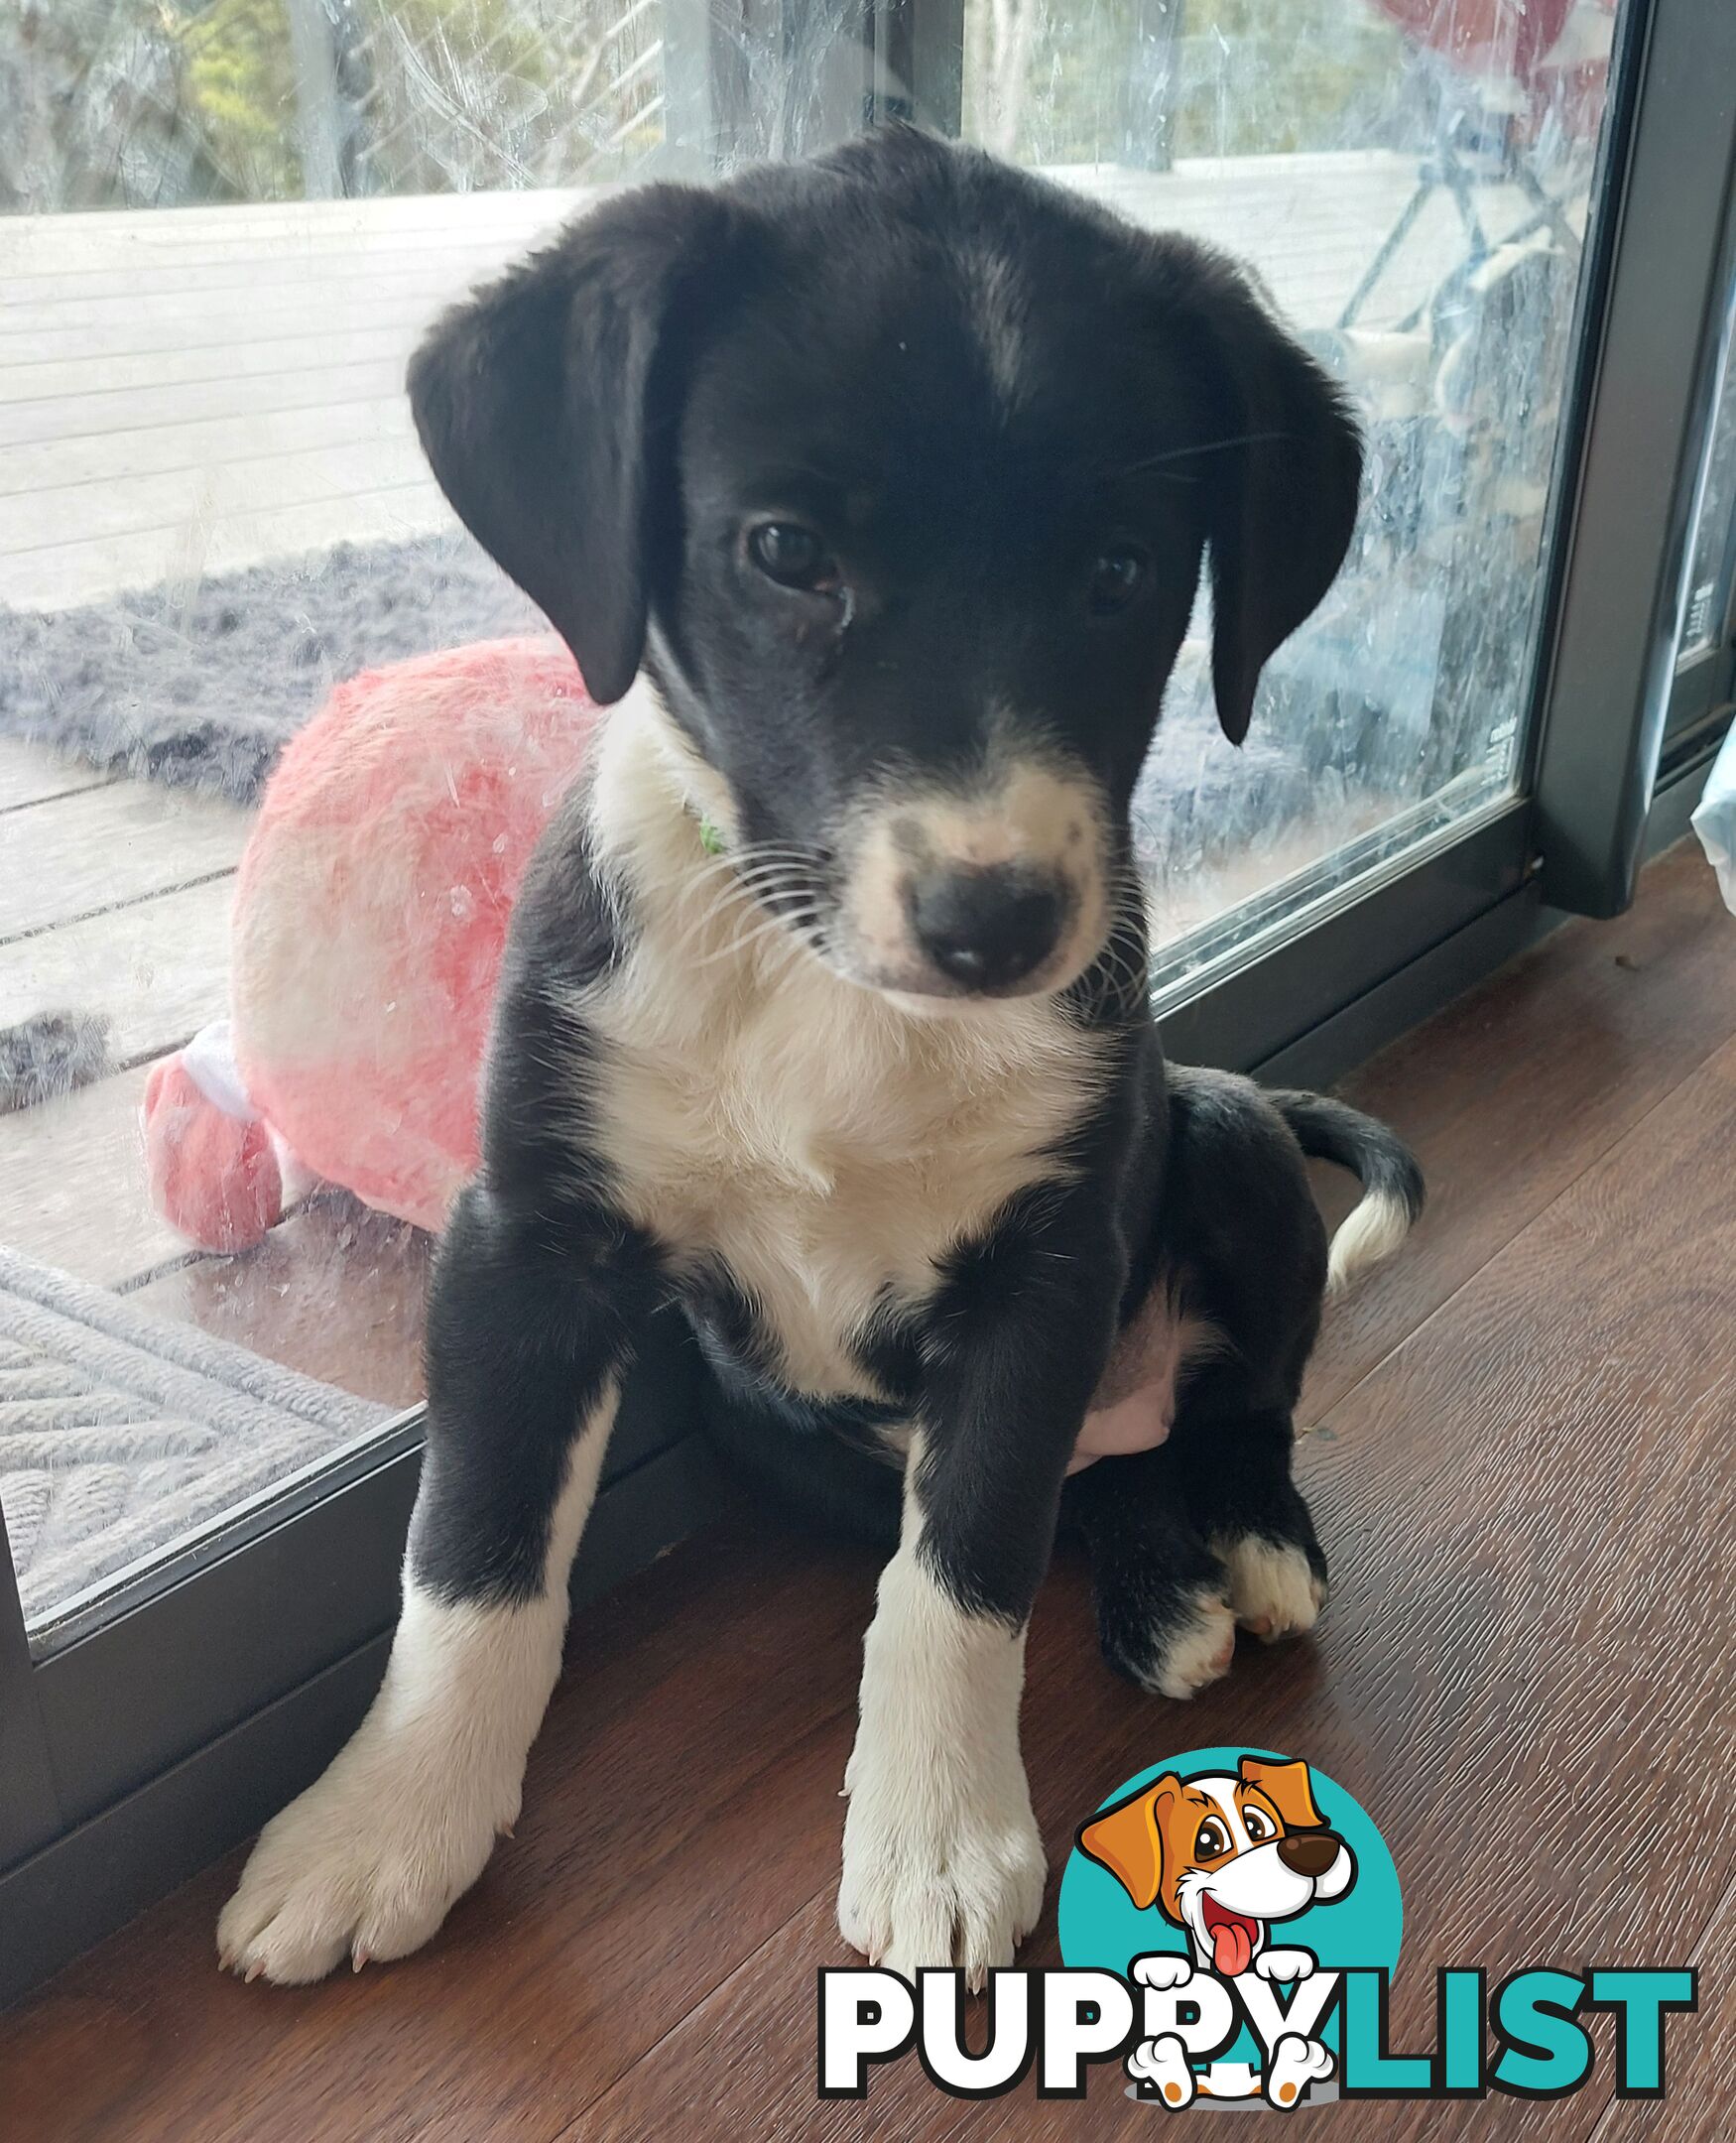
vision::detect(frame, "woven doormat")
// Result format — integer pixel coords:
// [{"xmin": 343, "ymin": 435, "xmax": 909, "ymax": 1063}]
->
[{"xmin": 0, "ymin": 1247, "xmax": 391, "ymax": 1628}]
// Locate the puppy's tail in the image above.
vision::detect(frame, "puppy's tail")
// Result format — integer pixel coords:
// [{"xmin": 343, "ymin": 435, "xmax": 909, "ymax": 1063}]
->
[{"xmin": 1273, "ymin": 1091, "xmax": 1425, "ymax": 1295}]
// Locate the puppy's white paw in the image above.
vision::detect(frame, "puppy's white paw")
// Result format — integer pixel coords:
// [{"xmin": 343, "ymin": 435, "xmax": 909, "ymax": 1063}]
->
[
  {"xmin": 1265, "ymin": 2032, "xmax": 1334, "ymax": 2107},
  {"xmin": 1256, "ymin": 1946, "xmax": 1316, "ymax": 1983},
  {"xmin": 1132, "ymin": 1951, "xmax": 1195, "ymax": 1992},
  {"xmin": 217, "ymin": 1721, "xmax": 515, "ymax": 1985},
  {"xmin": 1128, "ymin": 2033, "xmax": 1196, "ymax": 2106},
  {"xmin": 839, "ymin": 1539, "xmax": 1046, "ymax": 1987},
  {"xmin": 1144, "ymin": 1587, "xmax": 1237, "ymax": 1700},
  {"xmin": 838, "ymin": 1768, "xmax": 1046, "ymax": 1989},
  {"xmin": 1219, "ymin": 1536, "xmax": 1325, "ymax": 1644}
]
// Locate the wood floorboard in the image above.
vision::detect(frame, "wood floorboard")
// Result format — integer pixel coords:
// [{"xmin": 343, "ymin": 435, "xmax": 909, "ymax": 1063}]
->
[
  {"xmin": 1, "ymin": 845, "xmax": 1732, "ymax": 2139},
  {"xmin": 0, "ymin": 153, "xmax": 1522, "ymax": 610},
  {"xmin": 0, "ymin": 1059, "xmax": 189, "ymax": 1287},
  {"xmin": 0, "ymin": 361, "xmax": 407, "ymax": 454},
  {"xmin": 0, "ymin": 436, "xmax": 431, "ymax": 557},
  {"xmin": 0, "ymin": 741, "xmax": 113, "ymax": 814},
  {"xmin": 3, "ymin": 481, "xmax": 449, "ymax": 610},
  {"xmin": 0, "ymin": 783, "xmax": 249, "ymax": 945},
  {"xmin": 1300, "ymin": 835, "xmax": 1736, "ymax": 1418},
  {"xmin": 0, "ymin": 396, "xmax": 413, "ymax": 499},
  {"xmin": 0, "ymin": 875, "xmax": 233, "ymax": 1068},
  {"xmin": 1586, "ymin": 1872, "xmax": 1734, "ymax": 2143}
]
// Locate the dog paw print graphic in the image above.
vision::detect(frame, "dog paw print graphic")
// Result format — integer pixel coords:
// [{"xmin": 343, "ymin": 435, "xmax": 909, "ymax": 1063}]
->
[{"xmin": 1059, "ymin": 1747, "xmax": 1403, "ymax": 2110}]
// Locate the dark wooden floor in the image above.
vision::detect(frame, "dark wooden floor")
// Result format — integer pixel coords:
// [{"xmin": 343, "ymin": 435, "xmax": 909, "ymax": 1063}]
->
[{"xmin": 5, "ymin": 838, "xmax": 1734, "ymax": 2143}]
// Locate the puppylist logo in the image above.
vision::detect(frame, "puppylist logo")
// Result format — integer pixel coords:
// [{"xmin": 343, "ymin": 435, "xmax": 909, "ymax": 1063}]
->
[{"xmin": 818, "ymin": 1747, "xmax": 1696, "ymax": 2108}]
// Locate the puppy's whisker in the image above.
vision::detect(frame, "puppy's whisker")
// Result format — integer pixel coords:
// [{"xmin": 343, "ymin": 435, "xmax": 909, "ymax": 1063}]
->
[
  {"xmin": 667, "ymin": 857, "xmax": 818, "ymax": 941},
  {"xmin": 660, "ymin": 887, "xmax": 813, "ymax": 971},
  {"xmin": 1115, "ymin": 430, "xmax": 1291, "ymax": 477},
  {"xmin": 683, "ymin": 844, "xmax": 820, "ymax": 899},
  {"xmin": 688, "ymin": 902, "xmax": 824, "ymax": 971},
  {"xmin": 726, "ymin": 861, "xmax": 817, "ymax": 892},
  {"xmin": 713, "ymin": 877, "xmax": 819, "ymax": 928}
]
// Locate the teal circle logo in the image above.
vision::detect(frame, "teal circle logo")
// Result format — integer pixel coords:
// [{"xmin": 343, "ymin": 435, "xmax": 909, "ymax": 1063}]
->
[{"xmin": 1058, "ymin": 1747, "xmax": 1401, "ymax": 2106}]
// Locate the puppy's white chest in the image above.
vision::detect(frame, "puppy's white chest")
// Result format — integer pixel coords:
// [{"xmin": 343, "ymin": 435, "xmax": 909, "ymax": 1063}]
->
[{"xmin": 589, "ymin": 935, "xmax": 1094, "ymax": 1398}]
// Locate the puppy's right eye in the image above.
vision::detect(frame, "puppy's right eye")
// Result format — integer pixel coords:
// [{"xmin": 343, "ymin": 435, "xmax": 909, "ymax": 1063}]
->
[
  {"xmin": 746, "ymin": 521, "xmax": 839, "ymax": 593},
  {"xmin": 1088, "ymin": 545, "xmax": 1148, "ymax": 616},
  {"xmin": 1194, "ymin": 1819, "xmax": 1230, "ymax": 1859}
]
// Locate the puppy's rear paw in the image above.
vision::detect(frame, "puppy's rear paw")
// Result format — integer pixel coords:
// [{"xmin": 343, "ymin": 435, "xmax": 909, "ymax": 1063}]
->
[
  {"xmin": 1219, "ymin": 1535, "xmax": 1326, "ymax": 1643},
  {"xmin": 1102, "ymin": 1583, "xmax": 1236, "ymax": 1700}
]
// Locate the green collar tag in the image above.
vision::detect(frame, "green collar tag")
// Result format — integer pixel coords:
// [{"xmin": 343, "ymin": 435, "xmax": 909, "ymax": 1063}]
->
[{"xmin": 697, "ymin": 816, "xmax": 726, "ymax": 856}]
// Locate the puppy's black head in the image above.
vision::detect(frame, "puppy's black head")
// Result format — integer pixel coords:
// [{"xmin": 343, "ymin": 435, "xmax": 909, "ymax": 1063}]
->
[{"xmin": 410, "ymin": 127, "xmax": 1360, "ymax": 1002}]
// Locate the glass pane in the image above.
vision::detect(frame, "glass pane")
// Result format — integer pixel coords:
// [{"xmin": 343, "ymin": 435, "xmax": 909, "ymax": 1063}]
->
[
  {"xmin": 1675, "ymin": 285, "xmax": 1736, "ymax": 666},
  {"xmin": 0, "ymin": 0, "xmax": 701, "ymax": 1651},
  {"xmin": 962, "ymin": 0, "xmax": 1628, "ymax": 981}
]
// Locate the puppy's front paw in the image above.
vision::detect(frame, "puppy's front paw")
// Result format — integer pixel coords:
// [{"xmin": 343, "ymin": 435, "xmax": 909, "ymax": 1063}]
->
[
  {"xmin": 1219, "ymin": 1535, "xmax": 1326, "ymax": 1643},
  {"xmin": 1256, "ymin": 1947, "xmax": 1315, "ymax": 1983},
  {"xmin": 217, "ymin": 1723, "xmax": 515, "ymax": 1985},
  {"xmin": 837, "ymin": 1751, "xmax": 1045, "ymax": 1988},
  {"xmin": 1132, "ymin": 1951, "xmax": 1195, "ymax": 1992}
]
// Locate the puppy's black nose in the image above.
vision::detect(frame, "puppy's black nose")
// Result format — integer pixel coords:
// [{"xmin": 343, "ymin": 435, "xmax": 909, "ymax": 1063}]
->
[
  {"xmin": 911, "ymin": 866, "xmax": 1064, "ymax": 991},
  {"xmin": 1277, "ymin": 1831, "xmax": 1340, "ymax": 1879}
]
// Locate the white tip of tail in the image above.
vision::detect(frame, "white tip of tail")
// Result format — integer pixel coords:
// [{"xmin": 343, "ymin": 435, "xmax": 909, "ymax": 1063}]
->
[{"xmin": 1326, "ymin": 1188, "xmax": 1414, "ymax": 1295}]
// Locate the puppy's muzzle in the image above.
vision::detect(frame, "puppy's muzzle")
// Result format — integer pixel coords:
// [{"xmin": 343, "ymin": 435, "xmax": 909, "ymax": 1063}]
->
[
  {"xmin": 1276, "ymin": 1830, "xmax": 1342, "ymax": 1879},
  {"xmin": 908, "ymin": 863, "xmax": 1068, "ymax": 992}
]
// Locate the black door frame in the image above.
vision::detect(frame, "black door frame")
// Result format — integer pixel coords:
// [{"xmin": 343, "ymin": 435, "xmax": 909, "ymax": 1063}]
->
[{"xmin": 1526, "ymin": 0, "xmax": 1736, "ymax": 917}]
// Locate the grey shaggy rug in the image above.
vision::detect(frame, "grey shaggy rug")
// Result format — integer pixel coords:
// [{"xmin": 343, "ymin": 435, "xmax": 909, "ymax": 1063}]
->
[
  {"xmin": 0, "ymin": 1246, "xmax": 390, "ymax": 1628},
  {"xmin": 0, "ymin": 532, "xmax": 539, "ymax": 806}
]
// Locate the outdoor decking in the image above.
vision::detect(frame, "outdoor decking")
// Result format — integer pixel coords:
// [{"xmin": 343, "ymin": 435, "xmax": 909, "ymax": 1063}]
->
[
  {"xmin": 0, "ymin": 153, "xmax": 1533, "ymax": 611},
  {"xmin": 0, "ymin": 150, "xmax": 1551, "ymax": 1435},
  {"xmin": 0, "ymin": 189, "xmax": 570, "ymax": 610}
]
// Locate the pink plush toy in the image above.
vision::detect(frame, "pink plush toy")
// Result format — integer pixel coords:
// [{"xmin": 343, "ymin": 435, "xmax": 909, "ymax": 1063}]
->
[{"xmin": 143, "ymin": 637, "xmax": 598, "ymax": 1253}]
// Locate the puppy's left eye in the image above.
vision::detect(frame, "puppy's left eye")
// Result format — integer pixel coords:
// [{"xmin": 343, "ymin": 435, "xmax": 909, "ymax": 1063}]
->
[
  {"xmin": 746, "ymin": 521, "xmax": 840, "ymax": 594},
  {"xmin": 1243, "ymin": 1808, "xmax": 1275, "ymax": 1842},
  {"xmin": 1088, "ymin": 546, "xmax": 1147, "ymax": 616}
]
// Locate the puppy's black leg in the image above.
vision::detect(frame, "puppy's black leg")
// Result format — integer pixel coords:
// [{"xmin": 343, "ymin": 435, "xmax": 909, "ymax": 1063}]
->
[
  {"xmin": 1167, "ymin": 1393, "xmax": 1328, "ymax": 1646},
  {"xmin": 1075, "ymin": 1063, "xmax": 1334, "ymax": 1693},
  {"xmin": 1065, "ymin": 1446, "xmax": 1239, "ymax": 1699},
  {"xmin": 839, "ymin": 1191, "xmax": 1121, "ymax": 1984},
  {"xmin": 217, "ymin": 1181, "xmax": 660, "ymax": 1984}
]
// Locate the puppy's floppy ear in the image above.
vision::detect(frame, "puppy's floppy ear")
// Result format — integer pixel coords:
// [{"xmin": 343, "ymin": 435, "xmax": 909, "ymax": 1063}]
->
[
  {"xmin": 408, "ymin": 185, "xmax": 732, "ymax": 704},
  {"xmin": 1238, "ymin": 1754, "xmax": 1326, "ymax": 1831},
  {"xmin": 1183, "ymin": 255, "xmax": 1363, "ymax": 745},
  {"xmin": 1077, "ymin": 1774, "xmax": 1180, "ymax": 1911}
]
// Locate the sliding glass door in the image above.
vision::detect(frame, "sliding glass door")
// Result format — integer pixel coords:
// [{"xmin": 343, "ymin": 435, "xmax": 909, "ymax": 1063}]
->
[{"xmin": 3, "ymin": 0, "xmax": 1732, "ymax": 2001}]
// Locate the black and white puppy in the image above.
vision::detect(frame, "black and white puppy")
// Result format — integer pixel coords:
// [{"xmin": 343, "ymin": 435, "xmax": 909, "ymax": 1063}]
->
[{"xmin": 218, "ymin": 127, "xmax": 1423, "ymax": 1989}]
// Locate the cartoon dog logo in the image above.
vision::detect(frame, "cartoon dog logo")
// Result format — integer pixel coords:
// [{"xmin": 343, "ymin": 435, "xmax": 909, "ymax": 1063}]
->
[{"xmin": 1078, "ymin": 1754, "xmax": 1357, "ymax": 2108}]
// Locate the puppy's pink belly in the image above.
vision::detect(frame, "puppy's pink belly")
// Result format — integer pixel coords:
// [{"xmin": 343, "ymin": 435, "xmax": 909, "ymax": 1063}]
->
[
  {"xmin": 1067, "ymin": 1383, "xmax": 1175, "ymax": 1473},
  {"xmin": 1068, "ymin": 1287, "xmax": 1215, "ymax": 1474}
]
